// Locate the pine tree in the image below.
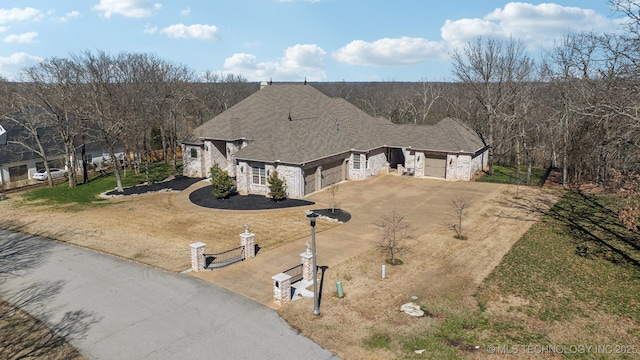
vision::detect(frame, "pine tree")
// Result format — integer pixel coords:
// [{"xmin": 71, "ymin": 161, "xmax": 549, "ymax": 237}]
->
[
  {"xmin": 210, "ymin": 164, "xmax": 233, "ymax": 199},
  {"xmin": 267, "ymin": 170, "xmax": 286, "ymax": 201}
]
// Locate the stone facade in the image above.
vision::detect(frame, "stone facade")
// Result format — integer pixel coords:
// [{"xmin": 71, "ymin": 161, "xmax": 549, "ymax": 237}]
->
[
  {"xmin": 189, "ymin": 242, "xmax": 206, "ymax": 272},
  {"xmin": 239, "ymin": 231, "xmax": 256, "ymax": 259},
  {"xmin": 300, "ymin": 252, "xmax": 314, "ymax": 282},
  {"xmin": 185, "ymin": 140, "xmax": 488, "ymax": 198},
  {"xmin": 272, "ymin": 273, "xmax": 292, "ymax": 305},
  {"xmin": 366, "ymin": 148, "xmax": 389, "ymax": 178}
]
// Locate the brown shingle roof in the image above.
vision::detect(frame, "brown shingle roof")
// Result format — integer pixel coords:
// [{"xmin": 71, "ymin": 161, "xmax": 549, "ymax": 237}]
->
[{"xmin": 189, "ymin": 84, "xmax": 486, "ymax": 164}]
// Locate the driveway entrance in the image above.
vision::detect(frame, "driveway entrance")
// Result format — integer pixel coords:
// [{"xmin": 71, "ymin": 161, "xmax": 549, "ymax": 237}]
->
[
  {"xmin": 0, "ymin": 230, "xmax": 337, "ymax": 360},
  {"xmin": 191, "ymin": 175, "xmax": 507, "ymax": 308}
]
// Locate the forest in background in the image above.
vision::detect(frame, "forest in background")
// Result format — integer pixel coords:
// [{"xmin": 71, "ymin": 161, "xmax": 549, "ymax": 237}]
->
[{"xmin": 1, "ymin": 1, "xmax": 638, "ymax": 207}]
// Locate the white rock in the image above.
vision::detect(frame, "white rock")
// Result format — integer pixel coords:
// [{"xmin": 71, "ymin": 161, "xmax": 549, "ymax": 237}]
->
[
  {"xmin": 400, "ymin": 302, "xmax": 424, "ymax": 317},
  {"xmin": 415, "ymin": 349, "xmax": 426, "ymax": 354}
]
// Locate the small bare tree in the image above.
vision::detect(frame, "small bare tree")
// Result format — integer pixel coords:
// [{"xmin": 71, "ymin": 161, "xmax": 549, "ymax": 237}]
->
[
  {"xmin": 327, "ymin": 174, "xmax": 341, "ymax": 213},
  {"xmin": 449, "ymin": 195, "xmax": 473, "ymax": 240},
  {"xmin": 375, "ymin": 210, "xmax": 413, "ymax": 265}
]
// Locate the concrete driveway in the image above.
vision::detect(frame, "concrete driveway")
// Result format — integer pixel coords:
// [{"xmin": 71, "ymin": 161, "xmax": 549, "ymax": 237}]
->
[
  {"xmin": 0, "ymin": 229, "xmax": 337, "ymax": 360},
  {"xmin": 190, "ymin": 174, "xmax": 505, "ymax": 308}
]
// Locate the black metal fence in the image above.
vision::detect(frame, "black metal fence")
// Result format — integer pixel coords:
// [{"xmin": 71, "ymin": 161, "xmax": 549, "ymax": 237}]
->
[
  {"xmin": 283, "ymin": 263, "xmax": 303, "ymax": 284},
  {"xmin": 205, "ymin": 246, "xmax": 245, "ymax": 269}
]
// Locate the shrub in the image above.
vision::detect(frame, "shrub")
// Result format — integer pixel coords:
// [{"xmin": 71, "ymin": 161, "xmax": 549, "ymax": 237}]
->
[
  {"xmin": 267, "ymin": 170, "xmax": 287, "ymax": 201},
  {"xmin": 210, "ymin": 164, "xmax": 233, "ymax": 199}
]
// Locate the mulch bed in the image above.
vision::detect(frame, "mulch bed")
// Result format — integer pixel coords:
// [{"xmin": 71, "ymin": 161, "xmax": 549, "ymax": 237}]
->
[
  {"xmin": 189, "ymin": 185, "xmax": 314, "ymax": 210},
  {"xmin": 107, "ymin": 177, "xmax": 352, "ymax": 222},
  {"xmin": 310, "ymin": 208, "xmax": 352, "ymax": 223},
  {"xmin": 105, "ymin": 175, "xmax": 205, "ymax": 196}
]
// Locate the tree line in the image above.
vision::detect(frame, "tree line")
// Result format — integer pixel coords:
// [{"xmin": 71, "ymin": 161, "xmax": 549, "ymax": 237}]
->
[
  {"xmin": 0, "ymin": 51, "xmax": 255, "ymax": 191},
  {"xmin": 1, "ymin": 1, "xmax": 639, "ymax": 195}
]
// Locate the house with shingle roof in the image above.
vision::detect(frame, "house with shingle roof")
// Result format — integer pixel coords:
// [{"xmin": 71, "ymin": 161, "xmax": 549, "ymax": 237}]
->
[{"xmin": 182, "ymin": 83, "xmax": 488, "ymax": 199}]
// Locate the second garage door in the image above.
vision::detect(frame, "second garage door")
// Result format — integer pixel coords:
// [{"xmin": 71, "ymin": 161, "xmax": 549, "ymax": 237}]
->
[
  {"xmin": 321, "ymin": 159, "xmax": 343, "ymax": 188},
  {"xmin": 424, "ymin": 155, "xmax": 446, "ymax": 178}
]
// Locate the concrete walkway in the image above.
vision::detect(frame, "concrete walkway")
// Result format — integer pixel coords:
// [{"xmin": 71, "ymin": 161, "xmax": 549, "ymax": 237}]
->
[
  {"xmin": 0, "ymin": 229, "xmax": 337, "ymax": 360},
  {"xmin": 184, "ymin": 175, "xmax": 504, "ymax": 309}
]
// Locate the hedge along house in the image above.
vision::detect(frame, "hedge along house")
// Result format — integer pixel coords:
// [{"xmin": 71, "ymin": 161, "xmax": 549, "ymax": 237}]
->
[{"xmin": 182, "ymin": 83, "xmax": 488, "ymax": 199}]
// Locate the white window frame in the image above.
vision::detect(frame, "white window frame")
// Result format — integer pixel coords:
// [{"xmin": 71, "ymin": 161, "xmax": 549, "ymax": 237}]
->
[
  {"xmin": 353, "ymin": 154, "xmax": 361, "ymax": 170},
  {"xmin": 252, "ymin": 166, "xmax": 266, "ymax": 185}
]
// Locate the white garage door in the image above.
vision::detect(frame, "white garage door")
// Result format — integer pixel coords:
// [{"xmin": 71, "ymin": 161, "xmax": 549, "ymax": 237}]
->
[{"xmin": 425, "ymin": 156, "xmax": 446, "ymax": 178}]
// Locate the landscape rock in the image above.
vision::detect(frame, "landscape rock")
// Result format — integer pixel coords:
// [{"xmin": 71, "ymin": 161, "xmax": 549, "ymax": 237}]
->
[{"xmin": 400, "ymin": 302, "xmax": 424, "ymax": 317}]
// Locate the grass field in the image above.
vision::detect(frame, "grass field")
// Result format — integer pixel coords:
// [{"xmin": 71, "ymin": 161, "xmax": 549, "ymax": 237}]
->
[
  {"xmin": 20, "ymin": 162, "xmax": 181, "ymax": 206},
  {"xmin": 393, "ymin": 191, "xmax": 640, "ymax": 359},
  {"xmin": 0, "ymin": 300, "xmax": 86, "ymax": 360},
  {"xmin": 476, "ymin": 164, "xmax": 547, "ymax": 186},
  {"xmin": 5, "ymin": 168, "xmax": 638, "ymax": 359}
]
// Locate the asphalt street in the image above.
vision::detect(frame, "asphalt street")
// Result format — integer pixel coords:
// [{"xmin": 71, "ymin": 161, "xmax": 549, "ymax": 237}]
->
[{"xmin": 0, "ymin": 229, "xmax": 337, "ymax": 360}]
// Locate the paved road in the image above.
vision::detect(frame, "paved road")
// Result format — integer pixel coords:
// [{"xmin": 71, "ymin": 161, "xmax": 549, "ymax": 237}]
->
[{"xmin": 0, "ymin": 229, "xmax": 337, "ymax": 360}]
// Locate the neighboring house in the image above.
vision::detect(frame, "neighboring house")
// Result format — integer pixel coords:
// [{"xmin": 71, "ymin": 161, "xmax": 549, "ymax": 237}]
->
[
  {"xmin": 0, "ymin": 119, "xmax": 123, "ymax": 189},
  {"xmin": 0, "ymin": 121, "xmax": 66, "ymax": 189},
  {"xmin": 182, "ymin": 83, "xmax": 489, "ymax": 199}
]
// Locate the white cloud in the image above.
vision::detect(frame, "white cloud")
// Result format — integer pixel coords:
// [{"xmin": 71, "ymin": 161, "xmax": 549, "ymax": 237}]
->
[
  {"xmin": 4, "ymin": 31, "xmax": 38, "ymax": 43},
  {"xmin": 0, "ymin": 7, "xmax": 42, "ymax": 24},
  {"xmin": 159, "ymin": 24, "xmax": 219, "ymax": 40},
  {"xmin": 93, "ymin": 0, "xmax": 161, "ymax": 19},
  {"xmin": 223, "ymin": 44, "xmax": 327, "ymax": 81},
  {"xmin": 180, "ymin": 7, "xmax": 191, "ymax": 16},
  {"xmin": 0, "ymin": 26, "xmax": 7, "ymax": 33},
  {"xmin": 333, "ymin": 37, "xmax": 447, "ymax": 66},
  {"xmin": 54, "ymin": 10, "xmax": 81, "ymax": 23},
  {"xmin": 0, "ymin": 52, "xmax": 43, "ymax": 80},
  {"xmin": 442, "ymin": 2, "xmax": 617, "ymax": 50},
  {"xmin": 143, "ymin": 24, "xmax": 158, "ymax": 34}
]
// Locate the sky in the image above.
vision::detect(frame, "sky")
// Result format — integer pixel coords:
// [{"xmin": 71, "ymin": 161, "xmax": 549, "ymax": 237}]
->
[{"xmin": 0, "ymin": 0, "xmax": 624, "ymax": 82}]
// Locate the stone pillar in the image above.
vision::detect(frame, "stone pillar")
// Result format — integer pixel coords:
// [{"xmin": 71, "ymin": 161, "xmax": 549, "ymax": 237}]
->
[
  {"xmin": 272, "ymin": 273, "xmax": 292, "ymax": 305},
  {"xmin": 240, "ymin": 231, "xmax": 255, "ymax": 260},
  {"xmin": 300, "ymin": 252, "xmax": 314, "ymax": 282},
  {"xmin": 190, "ymin": 242, "xmax": 206, "ymax": 272}
]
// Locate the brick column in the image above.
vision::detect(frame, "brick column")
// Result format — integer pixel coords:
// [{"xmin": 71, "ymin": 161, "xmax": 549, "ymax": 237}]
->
[
  {"xmin": 190, "ymin": 242, "xmax": 206, "ymax": 272},
  {"xmin": 300, "ymin": 252, "xmax": 314, "ymax": 282},
  {"xmin": 240, "ymin": 232, "xmax": 255, "ymax": 260},
  {"xmin": 272, "ymin": 273, "xmax": 292, "ymax": 305}
]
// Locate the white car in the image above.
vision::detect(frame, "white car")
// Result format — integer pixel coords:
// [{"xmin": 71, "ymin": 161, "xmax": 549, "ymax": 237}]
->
[{"xmin": 33, "ymin": 168, "xmax": 68, "ymax": 181}]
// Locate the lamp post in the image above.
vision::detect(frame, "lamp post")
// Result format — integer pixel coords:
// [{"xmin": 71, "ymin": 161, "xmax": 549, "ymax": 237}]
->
[{"xmin": 307, "ymin": 212, "xmax": 320, "ymax": 316}]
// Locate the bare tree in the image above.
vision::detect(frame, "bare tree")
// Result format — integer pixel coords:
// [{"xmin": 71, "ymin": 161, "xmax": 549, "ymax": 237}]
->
[
  {"xmin": 375, "ymin": 210, "xmax": 413, "ymax": 265},
  {"xmin": 451, "ymin": 37, "xmax": 535, "ymax": 175},
  {"xmin": 3, "ymin": 102, "xmax": 60, "ymax": 187},
  {"xmin": 326, "ymin": 173, "xmax": 341, "ymax": 213},
  {"xmin": 20, "ymin": 58, "xmax": 84, "ymax": 188},
  {"xmin": 449, "ymin": 195, "xmax": 473, "ymax": 240},
  {"xmin": 73, "ymin": 50, "xmax": 132, "ymax": 193}
]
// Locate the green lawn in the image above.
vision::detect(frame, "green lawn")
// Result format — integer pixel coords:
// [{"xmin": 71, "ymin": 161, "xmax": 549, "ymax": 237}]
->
[
  {"xmin": 21, "ymin": 162, "xmax": 181, "ymax": 206},
  {"xmin": 476, "ymin": 164, "xmax": 547, "ymax": 185},
  {"xmin": 397, "ymin": 191, "xmax": 640, "ymax": 359}
]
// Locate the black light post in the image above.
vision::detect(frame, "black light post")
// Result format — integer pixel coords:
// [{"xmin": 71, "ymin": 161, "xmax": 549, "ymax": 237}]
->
[{"xmin": 307, "ymin": 212, "xmax": 320, "ymax": 315}]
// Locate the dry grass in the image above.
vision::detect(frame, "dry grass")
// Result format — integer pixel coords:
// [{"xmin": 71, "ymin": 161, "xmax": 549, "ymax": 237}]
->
[
  {"xmin": 0, "ymin": 189, "xmax": 336, "ymax": 272},
  {"xmin": 279, "ymin": 186, "xmax": 562, "ymax": 359},
  {"xmin": 2, "ymin": 176, "xmax": 584, "ymax": 360},
  {"xmin": 0, "ymin": 300, "xmax": 86, "ymax": 360}
]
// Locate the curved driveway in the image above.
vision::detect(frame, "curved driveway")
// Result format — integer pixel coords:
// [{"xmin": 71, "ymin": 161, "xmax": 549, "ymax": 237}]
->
[{"xmin": 0, "ymin": 230, "xmax": 337, "ymax": 360}]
